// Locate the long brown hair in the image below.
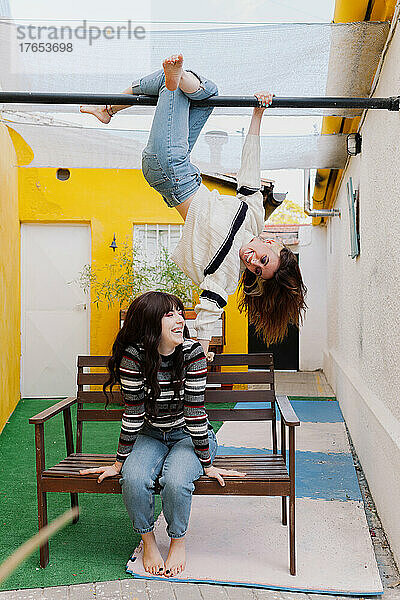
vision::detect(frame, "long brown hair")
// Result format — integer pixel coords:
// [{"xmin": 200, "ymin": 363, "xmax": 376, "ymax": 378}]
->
[
  {"xmin": 237, "ymin": 247, "xmax": 307, "ymax": 344},
  {"xmin": 103, "ymin": 291, "xmax": 190, "ymax": 413}
]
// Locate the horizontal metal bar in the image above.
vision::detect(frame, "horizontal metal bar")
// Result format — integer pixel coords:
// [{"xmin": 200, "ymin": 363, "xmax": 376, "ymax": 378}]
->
[{"xmin": 1, "ymin": 92, "xmax": 399, "ymax": 110}]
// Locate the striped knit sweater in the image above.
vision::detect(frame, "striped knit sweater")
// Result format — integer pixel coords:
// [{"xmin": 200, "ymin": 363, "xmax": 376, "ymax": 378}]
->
[{"xmin": 116, "ymin": 339, "xmax": 212, "ymax": 467}]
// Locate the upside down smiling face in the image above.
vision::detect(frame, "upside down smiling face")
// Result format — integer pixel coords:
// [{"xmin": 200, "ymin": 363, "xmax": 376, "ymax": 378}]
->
[{"xmin": 239, "ymin": 237, "xmax": 284, "ymax": 279}]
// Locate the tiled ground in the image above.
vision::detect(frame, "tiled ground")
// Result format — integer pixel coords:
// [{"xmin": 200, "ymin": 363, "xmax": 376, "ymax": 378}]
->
[
  {"xmin": 1, "ymin": 372, "xmax": 399, "ymax": 600},
  {"xmin": 275, "ymin": 370, "xmax": 334, "ymax": 397}
]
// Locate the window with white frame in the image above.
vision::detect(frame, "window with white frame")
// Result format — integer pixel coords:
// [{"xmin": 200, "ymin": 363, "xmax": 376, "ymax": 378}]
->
[{"xmin": 133, "ymin": 224, "xmax": 183, "ymax": 263}]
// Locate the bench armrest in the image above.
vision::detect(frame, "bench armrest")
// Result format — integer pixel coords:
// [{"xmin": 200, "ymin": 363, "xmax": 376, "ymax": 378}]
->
[
  {"xmin": 29, "ymin": 397, "xmax": 77, "ymax": 424},
  {"xmin": 276, "ymin": 395, "xmax": 300, "ymax": 426}
]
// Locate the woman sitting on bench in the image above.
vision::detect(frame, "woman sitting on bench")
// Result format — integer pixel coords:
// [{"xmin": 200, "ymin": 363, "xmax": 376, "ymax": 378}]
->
[
  {"xmin": 80, "ymin": 291, "xmax": 244, "ymax": 577},
  {"xmin": 80, "ymin": 54, "xmax": 307, "ymax": 357}
]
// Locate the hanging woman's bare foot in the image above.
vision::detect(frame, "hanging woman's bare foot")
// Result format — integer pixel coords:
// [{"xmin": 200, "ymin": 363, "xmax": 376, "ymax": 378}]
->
[
  {"xmin": 79, "ymin": 105, "xmax": 112, "ymax": 123},
  {"xmin": 162, "ymin": 54, "xmax": 184, "ymax": 91},
  {"xmin": 164, "ymin": 537, "xmax": 186, "ymax": 577},
  {"xmin": 141, "ymin": 531, "xmax": 165, "ymax": 575}
]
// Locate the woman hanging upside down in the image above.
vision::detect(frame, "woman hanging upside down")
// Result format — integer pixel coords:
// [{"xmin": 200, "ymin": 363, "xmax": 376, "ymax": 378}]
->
[{"xmin": 81, "ymin": 54, "xmax": 307, "ymax": 356}]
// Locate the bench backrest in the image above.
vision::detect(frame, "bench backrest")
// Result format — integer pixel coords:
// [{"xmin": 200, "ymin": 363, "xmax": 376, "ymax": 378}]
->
[{"xmin": 76, "ymin": 353, "xmax": 275, "ymax": 451}]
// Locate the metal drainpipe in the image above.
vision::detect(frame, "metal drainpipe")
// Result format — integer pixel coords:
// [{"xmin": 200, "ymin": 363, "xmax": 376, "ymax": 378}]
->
[{"xmin": 304, "ymin": 169, "xmax": 341, "ymax": 218}]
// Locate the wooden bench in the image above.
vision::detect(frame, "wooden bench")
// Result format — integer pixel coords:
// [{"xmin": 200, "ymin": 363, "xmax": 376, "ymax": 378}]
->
[{"xmin": 29, "ymin": 353, "xmax": 300, "ymax": 574}]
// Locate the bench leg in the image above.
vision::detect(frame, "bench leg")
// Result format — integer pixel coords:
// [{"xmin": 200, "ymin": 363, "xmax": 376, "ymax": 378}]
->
[
  {"xmin": 289, "ymin": 493, "xmax": 296, "ymax": 575},
  {"xmin": 71, "ymin": 493, "xmax": 79, "ymax": 523},
  {"xmin": 38, "ymin": 490, "xmax": 49, "ymax": 568},
  {"xmin": 281, "ymin": 496, "xmax": 287, "ymax": 525}
]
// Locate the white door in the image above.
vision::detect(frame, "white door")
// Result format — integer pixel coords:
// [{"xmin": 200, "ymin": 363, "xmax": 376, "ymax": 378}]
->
[{"xmin": 21, "ymin": 224, "xmax": 91, "ymax": 397}]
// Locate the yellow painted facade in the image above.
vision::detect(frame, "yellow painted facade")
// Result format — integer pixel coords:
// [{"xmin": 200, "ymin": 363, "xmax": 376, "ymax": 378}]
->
[
  {"xmin": 0, "ymin": 123, "xmax": 20, "ymax": 433},
  {"xmin": 11, "ymin": 127, "xmax": 247, "ymax": 360}
]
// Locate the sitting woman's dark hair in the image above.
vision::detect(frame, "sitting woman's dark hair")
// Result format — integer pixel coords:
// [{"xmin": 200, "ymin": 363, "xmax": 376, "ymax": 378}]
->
[
  {"xmin": 237, "ymin": 246, "xmax": 307, "ymax": 344},
  {"xmin": 104, "ymin": 291, "xmax": 190, "ymax": 412}
]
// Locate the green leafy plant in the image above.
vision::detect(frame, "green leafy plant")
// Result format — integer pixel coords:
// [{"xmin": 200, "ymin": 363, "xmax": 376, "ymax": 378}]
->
[{"xmin": 78, "ymin": 237, "xmax": 200, "ymax": 308}]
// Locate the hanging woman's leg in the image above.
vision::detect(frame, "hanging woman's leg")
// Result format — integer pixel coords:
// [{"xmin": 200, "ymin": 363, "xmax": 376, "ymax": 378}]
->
[
  {"xmin": 79, "ymin": 57, "xmax": 200, "ymax": 124},
  {"xmin": 79, "ymin": 86, "xmax": 135, "ymax": 122},
  {"xmin": 141, "ymin": 55, "xmax": 218, "ymax": 217}
]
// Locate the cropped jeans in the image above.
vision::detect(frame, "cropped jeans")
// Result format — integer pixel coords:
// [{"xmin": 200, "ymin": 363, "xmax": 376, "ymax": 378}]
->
[
  {"xmin": 120, "ymin": 422, "xmax": 218, "ymax": 538},
  {"xmin": 135, "ymin": 69, "xmax": 218, "ymax": 207}
]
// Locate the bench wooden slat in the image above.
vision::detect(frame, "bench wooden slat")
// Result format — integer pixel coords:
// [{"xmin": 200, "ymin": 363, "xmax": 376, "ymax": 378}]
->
[
  {"xmin": 43, "ymin": 454, "xmax": 289, "ymax": 481},
  {"xmin": 206, "ymin": 390, "xmax": 274, "ymax": 402},
  {"xmin": 78, "ymin": 371, "xmax": 273, "ymax": 385},
  {"xmin": 78, "ymin": 409, "xmax": 124, "ymax": 421},
  {"xmin": 77, "ymin": 408, "xmax": 274, "ymax": 422},
  {"xmin": 77, "ymin": 353, "xmax": 274, "ymax": 368},
  {"xmin": 207, "ymin": 408, "xmax": 273, "ymax": 421},
  {"xmin": 55, "ymin": 453, "xmax": 286, "ymax": 465},
  {"xmin": 78, "ymin": 391, "xmax": 124, "ymax": 404},
  {"xmin": 207, "ymin": 371, "xmax": 273, "ymax": 384},
  {"xmin": 47, "ymin": 463, "xmax": 288, "ymax": 474},
  {"xmin": 77, "ymin": 389, "xmax": 275, "ymax": 404},
  {"xmin": 212, "ymin": 354, "xmax": 273, "ymax": 366}
]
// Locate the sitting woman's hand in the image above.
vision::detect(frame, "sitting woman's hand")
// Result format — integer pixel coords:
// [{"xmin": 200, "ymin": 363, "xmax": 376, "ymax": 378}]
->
[
  {"xmin": 254, "ymin": 92, "xmax": 274, "ymax": 110},
  {"xmin": 206, "ymin": 351, "xmax": 215, "ymax": 363},
  {"xmin": 203, "ymin": 465, "xmax": 247, "ymax": 487},
  {"xmin": 79, "ymin": 463, "xmax": 122, "ymax": 484}
]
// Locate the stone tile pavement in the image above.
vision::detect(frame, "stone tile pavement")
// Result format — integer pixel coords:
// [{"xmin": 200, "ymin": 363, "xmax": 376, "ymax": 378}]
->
[
  {"xmin": 1, "ymin": 373, "xmax": 399, "ymax": 599},
  {"xmin": 275, "ymin": 370, "xmax": 334, "ymax": 398}
]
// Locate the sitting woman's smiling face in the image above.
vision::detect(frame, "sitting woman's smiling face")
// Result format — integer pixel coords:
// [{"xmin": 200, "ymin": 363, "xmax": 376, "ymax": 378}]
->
[
  {"xmin": 160, "ymin": 307, "xmax": 185, "ymax": 349},
  {"xmin": 239, "ymin": 237, "xmax": 284, "ymax": 279}
]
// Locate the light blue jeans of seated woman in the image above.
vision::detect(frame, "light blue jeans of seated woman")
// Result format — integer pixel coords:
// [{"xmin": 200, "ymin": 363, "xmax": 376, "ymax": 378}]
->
[
  {"xmin": 120, "ymin": 422, "xmax": 218, "ymax": 538},
  {"xmin": 135, "ymin": 69, "xmax": 218, "ymax": 207}
]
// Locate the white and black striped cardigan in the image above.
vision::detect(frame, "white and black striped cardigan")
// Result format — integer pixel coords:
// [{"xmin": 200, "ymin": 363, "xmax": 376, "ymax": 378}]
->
[{"xmin": 171, "ymin": 133, "xmax": 265, "ymax": 341}]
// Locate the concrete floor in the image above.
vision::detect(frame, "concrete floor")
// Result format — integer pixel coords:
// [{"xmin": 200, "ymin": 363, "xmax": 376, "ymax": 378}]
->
[
  {"xmin": 1, "ymin": 372, "xmax": 399, "ymax": 600},
  {"xmin": 275, "ymin": 370, "xmax": 335, "ymax": 398}
]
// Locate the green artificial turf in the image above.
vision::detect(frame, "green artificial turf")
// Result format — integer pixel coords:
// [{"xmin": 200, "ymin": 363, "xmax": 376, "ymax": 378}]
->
[{"xmin": 0, "ymin": 398, "xmax": 231, "ymax": 590}]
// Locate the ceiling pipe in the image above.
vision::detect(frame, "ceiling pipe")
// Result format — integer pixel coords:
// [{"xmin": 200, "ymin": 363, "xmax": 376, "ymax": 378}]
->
[
  {"xmin": 304, "ymin": 169, "xmax": 341, "ymax": 218},
  {"xmin": 0, "ymin": 92, "xmax": 399, "ymax": 110}
]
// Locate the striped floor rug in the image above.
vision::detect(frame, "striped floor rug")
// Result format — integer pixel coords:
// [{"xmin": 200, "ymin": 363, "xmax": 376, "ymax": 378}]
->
[{"xmin": 126, "ymin": 398, "xmax": 383, "ymax": 595}]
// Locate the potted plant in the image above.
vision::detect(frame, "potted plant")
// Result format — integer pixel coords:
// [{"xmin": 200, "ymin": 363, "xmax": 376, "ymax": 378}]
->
[
  {"xmin": 78, "ymin": 237, "xmax": 200, "ymax": 315},
  {"xmin": 77, "ymin": 237, "xmax": 225, "ymax": 355}
]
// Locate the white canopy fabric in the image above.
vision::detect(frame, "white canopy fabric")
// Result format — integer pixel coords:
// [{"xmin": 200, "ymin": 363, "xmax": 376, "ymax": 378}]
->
[
  {"xmin": 0, "ymin": 19, "xmax": 390, "ymax": 117},
  {"xmin": 6, "ymin": 117, "xmax": 348, "ymax": 170},
  {"xmin": 0, "ymin": 6, "xmax": 391, "ymax": 172}
]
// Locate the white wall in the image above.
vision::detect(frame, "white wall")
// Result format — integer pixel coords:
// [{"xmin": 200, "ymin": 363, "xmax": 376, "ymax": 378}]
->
[
  {"xmin": 298, "ymin": 225, "xmax": 327, "ymax": 371},
  {"xmin": 284, "ymin": 224, "xmax": 327, "ymax": 371},
  {"xmin": 324, "ymin": 23, "xmax": 400, "ymax": 566}
]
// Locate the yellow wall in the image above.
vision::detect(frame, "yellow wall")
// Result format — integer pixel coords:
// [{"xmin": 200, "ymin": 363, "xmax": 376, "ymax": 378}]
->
[
  {"xmin": 0, "ymin": 124, "xmax": 20, "ymax": 433},
  {"xmin": 12, "ymin": 128, "xmax": 246, "ymax": 356}
]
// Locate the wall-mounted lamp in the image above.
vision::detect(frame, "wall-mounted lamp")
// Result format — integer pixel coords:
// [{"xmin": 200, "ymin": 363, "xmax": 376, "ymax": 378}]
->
[
  {"xmin": 109, "ymin": 233, "xmax": 117, "ymax": 251},
  {"xmin": 346, "ymin": 133, "xmax": 362, "ymax": 156}
]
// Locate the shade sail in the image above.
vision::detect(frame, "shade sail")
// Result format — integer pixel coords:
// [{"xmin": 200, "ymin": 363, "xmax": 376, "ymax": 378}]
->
[
  {"xmin": 0, "ymin": 20, "xmax": 390, "ymax": 117},
  {"xmin": 6, "ymin": 117, "xmax": 348, "ymax": 170}
]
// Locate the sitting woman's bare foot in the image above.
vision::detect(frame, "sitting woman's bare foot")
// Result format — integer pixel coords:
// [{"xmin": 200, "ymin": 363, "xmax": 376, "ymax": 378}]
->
[
  {"xmin": 141, "ymin": 531, "xmax": 165, "ymax": 575},
  {"xmin": 164, "ymin": 537, "xmax": 186, "ymax": 577},
  {"xmin": 162, "ymin": 54, "xmax": 183, "ymax": 91},
  {"xmin": 79, "ymin": 105, "xmax": 112, "ymax": 124}
]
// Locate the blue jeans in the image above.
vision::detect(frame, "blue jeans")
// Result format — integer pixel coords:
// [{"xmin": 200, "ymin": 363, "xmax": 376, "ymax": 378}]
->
[
  {"xmin": 136, "ymin": 69, "xmax": 218, "ymax": 207},
  {"xmin": 120, "ymin": 422, "xmax": 218, "ymax": 538}
]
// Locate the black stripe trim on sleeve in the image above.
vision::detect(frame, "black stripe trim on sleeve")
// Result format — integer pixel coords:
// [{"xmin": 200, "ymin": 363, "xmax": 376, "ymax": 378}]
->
[
  {"xmin": 204, "ymin": 201, "xmax": 248, "ymax": 276},
  {"xmin": 237, "ymin": 185, "xmax": 261, "ymax": 196},
  {"xmin": 200, "ymin": 290, "xmax": 227, "ymax": 309}
]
